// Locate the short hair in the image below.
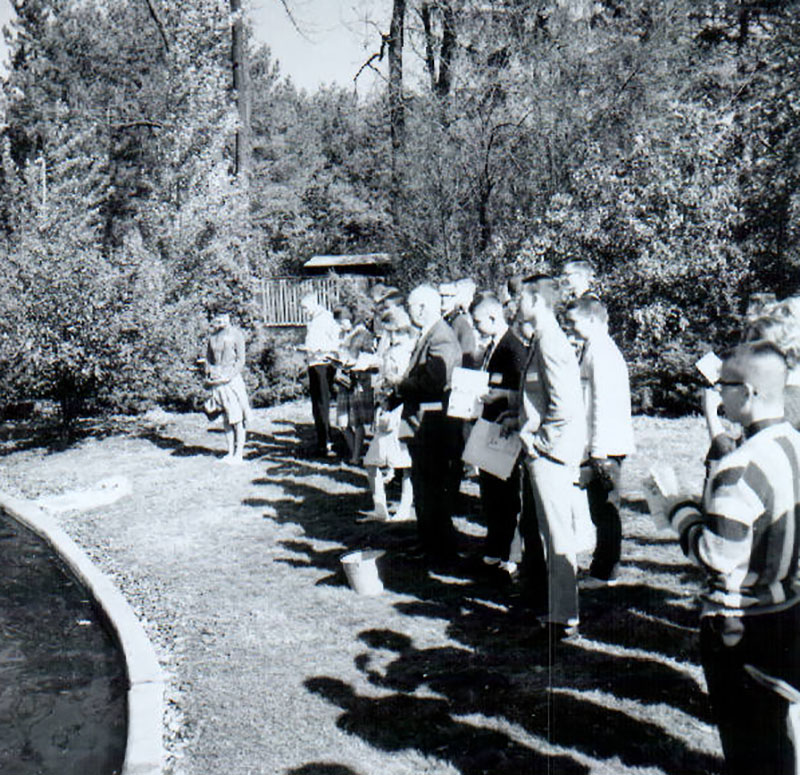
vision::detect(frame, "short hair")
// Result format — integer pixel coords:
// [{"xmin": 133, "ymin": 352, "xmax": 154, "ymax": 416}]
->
[
  {"xmin": 409, "ymin": 283, "xmax": 441, "ymax": 310},
  {"xmin": 456, "ymin": 277, "xmax": 477, "ymax": 297},
  {"xmin": 566, "ymin": 296, "xmax": 608, "ymax": 325},
  {"xmin": 723, "ymin": 340, "xmax": 788, "ymax": 402},
  {"xmin": 521, "ymin": 274, "xmax": 559, "ymax": 309},
  {"xmin": 744, "ymin": 311, "xmax": 800, "ymax": 369},
  {"xmin": 563, "ymin": 259, "xmax": 595, "ymax": 277},
  {"xmin": 471, "ymin": 293, "xmax": 504, "ymax": 317}
]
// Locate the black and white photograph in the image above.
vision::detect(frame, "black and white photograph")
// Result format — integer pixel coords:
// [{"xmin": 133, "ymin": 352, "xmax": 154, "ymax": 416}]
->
[{"xmin": 1, "ymin": 1, "xmax": 799, "ymax": 773}]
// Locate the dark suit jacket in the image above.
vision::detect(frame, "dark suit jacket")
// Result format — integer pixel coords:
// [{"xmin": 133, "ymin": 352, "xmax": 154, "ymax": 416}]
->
[
  {"xmin": 395, "ymin": 318, "xmax": 462, "ymax": 417},
  {"xmin": 482, "ymin": 328, "xmax": 526, "ymax": 423}
]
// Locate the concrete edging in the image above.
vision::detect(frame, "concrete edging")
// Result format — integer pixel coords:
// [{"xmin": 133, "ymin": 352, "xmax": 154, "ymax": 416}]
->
[{"xmin": 0, "ymin": 490, "xmax": 164, "ymax": 775}]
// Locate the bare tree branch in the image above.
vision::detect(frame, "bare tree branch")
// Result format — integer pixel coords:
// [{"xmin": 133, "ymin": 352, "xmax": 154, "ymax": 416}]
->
[
  {"xmin": 278, "ymin": 0, "xmax": 312, "ymax": 41},
  {"xmin": 142, "ymin": 0, "xmax": 170, "ymax": 52},
  {"xmin": 354, "ymin": 49, "xmax": 384, "ymax": 82}
]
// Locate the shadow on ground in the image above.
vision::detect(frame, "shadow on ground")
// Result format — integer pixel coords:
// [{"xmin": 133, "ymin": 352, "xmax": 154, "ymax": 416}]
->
[{"xmin": 247, "ymin": 419, "xmax": 722, "ymax": 775}]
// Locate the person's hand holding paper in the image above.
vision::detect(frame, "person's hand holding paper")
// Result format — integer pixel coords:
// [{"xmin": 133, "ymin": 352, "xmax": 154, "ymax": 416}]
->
[{"xmin": 643, "ymin": 465, "xmax": 694, "ymax": 531}]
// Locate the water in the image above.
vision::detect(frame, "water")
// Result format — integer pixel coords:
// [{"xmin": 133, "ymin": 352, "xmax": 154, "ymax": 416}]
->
[{"xmin": 0, "ymin": 511, "xmax": 127, "ymax": 774}]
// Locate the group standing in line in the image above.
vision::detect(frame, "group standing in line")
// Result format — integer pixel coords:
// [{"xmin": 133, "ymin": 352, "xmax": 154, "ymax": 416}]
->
[{"xmin": 202, "ymin": 270, "xmax": 800, "ymax": 775}]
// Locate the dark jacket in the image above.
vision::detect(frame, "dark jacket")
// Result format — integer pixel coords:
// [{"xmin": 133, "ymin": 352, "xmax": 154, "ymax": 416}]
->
[
  {"xmin": 481, "ymin": 328, "xmax": 526, "ymax": 423},
  {"xmin": 394, "ymin": 318, "xmax": 462, "ymax": 417}
]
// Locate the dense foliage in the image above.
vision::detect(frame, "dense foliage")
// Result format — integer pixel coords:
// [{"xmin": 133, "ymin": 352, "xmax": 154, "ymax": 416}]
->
[{"xmin": 1, "ymin": 0, "xmax": 799, "ymax": 417}]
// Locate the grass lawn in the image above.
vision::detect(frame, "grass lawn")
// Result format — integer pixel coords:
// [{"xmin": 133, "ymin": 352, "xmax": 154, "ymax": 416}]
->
[{"xmin": 0, "ymin": 404, "xmax": 723, "ymax": 775}]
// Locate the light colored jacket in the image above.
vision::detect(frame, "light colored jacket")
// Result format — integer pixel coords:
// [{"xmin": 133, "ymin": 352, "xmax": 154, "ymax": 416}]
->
[
  {"xmin": 304, "ymin": 308, "xmax": 339, "ymax": 366},
  {"xmin": 579, "ymin": 331, "xmax": 635, "ymax": 459},
  {"xmin": 520, "ymin": 317, "xmax": 586, "ymax": 468}
]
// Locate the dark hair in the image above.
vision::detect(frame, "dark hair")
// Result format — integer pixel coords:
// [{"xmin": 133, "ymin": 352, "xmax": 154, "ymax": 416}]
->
[
  {"xmin": 566, "ymin": 296, "xmax": 608, "ymax": 324},
  {"xmin": 723, "ymin": 339, "xmax": 788, "ymax": 366},
  {"xmin": 521, "ymin": 274, "xmax": 559, "ymax": 308}
]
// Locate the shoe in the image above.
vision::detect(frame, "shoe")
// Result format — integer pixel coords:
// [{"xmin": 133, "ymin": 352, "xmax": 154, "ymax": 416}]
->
[
  {"xmin": 581, "ymin": 575, "xmax": 619, "ymax": 589},
  {"xmin": 522, "ymin": 620, "xmax": 579, "ymax": 646},
  {"xmin": 499, "ymin": 560, "xmax": 518, "ymax": 575},
  {"xmin": 482, "ymin": 555, "xmax": 501, "ymax": 567},
  {"xmin": 355, "ymin": 509, "xmax": 390, "ymax": 523},
  {"xmin": 386, "ymin": 510, "xmax": 414, "ymax": 522}
]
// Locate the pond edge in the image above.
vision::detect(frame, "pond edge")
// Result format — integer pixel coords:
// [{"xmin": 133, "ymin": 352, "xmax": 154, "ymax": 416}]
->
[{"xmin": 0, "ymin": 490, "xmax": 164, "ymax": 775}]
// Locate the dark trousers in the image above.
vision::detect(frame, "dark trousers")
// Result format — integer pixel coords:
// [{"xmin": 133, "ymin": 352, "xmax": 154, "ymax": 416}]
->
[
  {"xmin": 518, "ymin": 461, "xmax": 548, "ymax": 613},
  {"xmin": 308, "ymin": 365, "xmax": 334, "ymax": 450},
  {"xmin": 479, "ymin": 465, "xmax": 521, "ymax": 561},
  {"xmin": 408, "ymin": 412, "xmax": 464, "ymax": 561},
  {"xmin": 586, "ymin": 456, "xmax": 623, "ymax": 580},
  {"xmin": 701, "ymin": 605, "xmax": 800, "ymax": 775}
]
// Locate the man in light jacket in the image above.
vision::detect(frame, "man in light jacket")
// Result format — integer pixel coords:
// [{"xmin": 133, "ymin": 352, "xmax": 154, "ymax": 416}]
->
[
  {"xmin": 566, "ymin": 296, "xmax": 635, "ymax": 586},
  {"xmin": 299, "ymin": 292, "xmax": 340, "ymax": 457},
  {"xmin": 515, "ymin": 274, "xmax": 586, "ymax": 640}
]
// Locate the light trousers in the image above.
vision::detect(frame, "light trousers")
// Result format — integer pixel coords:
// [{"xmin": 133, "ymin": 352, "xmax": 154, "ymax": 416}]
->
[{"xmin": 525, "ymin": 455, "xmax": 579, "ymax": 626}]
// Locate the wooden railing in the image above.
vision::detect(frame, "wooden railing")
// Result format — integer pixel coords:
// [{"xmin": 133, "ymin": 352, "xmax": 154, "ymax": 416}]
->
[{"xmin": 253, "ymin": 276, "xmax": 366, "ymax": 326}]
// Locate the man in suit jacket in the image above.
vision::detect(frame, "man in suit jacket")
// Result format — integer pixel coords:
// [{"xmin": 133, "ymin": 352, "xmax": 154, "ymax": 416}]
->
[
  {"xmin": 471, "ymin": 295, "xmax": 527, "ymax": 574},
  {"xmin": 392, "ymin": 284, "xmax": 463, "ymax": 565},
  {"xmin": 516, "ymin": 274, "xmax": 587, "ymax": 640}
]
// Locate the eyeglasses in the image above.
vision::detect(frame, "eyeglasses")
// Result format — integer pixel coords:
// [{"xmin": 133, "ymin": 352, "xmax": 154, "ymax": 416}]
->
[{"xmin": 715, "ymin": 380, "xmax": 745, "ymax": 390}]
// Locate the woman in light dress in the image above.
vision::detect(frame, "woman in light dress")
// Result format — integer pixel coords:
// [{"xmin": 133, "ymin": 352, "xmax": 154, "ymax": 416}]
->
[{"xmin": 359, "ymin": 306, "xmax": 418, "ymax": 522}]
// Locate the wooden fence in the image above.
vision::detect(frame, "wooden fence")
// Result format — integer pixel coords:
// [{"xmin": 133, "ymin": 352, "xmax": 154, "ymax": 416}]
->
[{"xmin": 253, "ymin": 276, "xmax": 368, "ymax": 326}]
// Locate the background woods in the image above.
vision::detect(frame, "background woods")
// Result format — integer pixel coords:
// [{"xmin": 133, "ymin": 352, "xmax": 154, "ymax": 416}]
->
[{"xmin": 1, "ymin": 0, "xmax": 799, "ymax": 418}]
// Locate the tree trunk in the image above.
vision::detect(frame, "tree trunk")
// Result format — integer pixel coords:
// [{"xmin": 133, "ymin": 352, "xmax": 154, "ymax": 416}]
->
[
  {"xmin": 230, "ymin": 0, "xmax": 250, "ymax": 179},
  {"xmin": 388, "ymin": 0, "xmax": 406, "ymax": 231},
  {"xmin": 420, "ymin": 3, "xmax": 436, "ymax": 92},
  {"xmin": 437, "ymin": 1, "xmax": 456, "ymax": 98}
]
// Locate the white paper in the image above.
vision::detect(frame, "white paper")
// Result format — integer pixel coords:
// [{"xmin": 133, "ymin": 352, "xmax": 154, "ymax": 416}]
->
[
  {"xmin": 643, "ymin": 464, "xmax": 681, "ymax": 530},
  {"xmin": 696, "ymin": 351, "xmax": 723, "ymax": 385},
  {"xmin": 351, "ymin": 352, "xmax": 381, "ymax": 372},
  {"xmin": 447, "ymin": 367, "xmax": 490, "ymax": 420},
  {"xmin": 462, "ymin": 419, "xmax": 522, "ymax": 480}
]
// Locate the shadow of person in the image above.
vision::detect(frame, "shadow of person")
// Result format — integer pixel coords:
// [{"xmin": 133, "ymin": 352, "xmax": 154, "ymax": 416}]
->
[
  {"xmin": 136, "ymin": 429, "xmax": 222, "ymax": 458},
  {"xmin": 352, "ymin": 626, "xmax": 720, "ymax": 775},
  {"xmin": 305, "ymin": 676, "xmax": 590, "ymax": 775},
  {"xmin": 286, "ymin": 765, "xmax": 361, "ymax": 775},
  {"xmin": 389, "ymin": 590, "xmax": 714, "ymax": 724}
]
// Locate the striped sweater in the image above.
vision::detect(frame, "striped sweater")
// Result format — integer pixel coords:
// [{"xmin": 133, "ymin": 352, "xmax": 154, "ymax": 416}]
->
[{"xmin": 670, "ymin": 419, "xmax": 800, "ymax": 616}]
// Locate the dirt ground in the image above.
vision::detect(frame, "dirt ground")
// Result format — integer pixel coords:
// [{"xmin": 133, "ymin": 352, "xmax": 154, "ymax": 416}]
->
[{"xmin": 0, "ymin": 403, "xmax": 723, "ymax": 775}]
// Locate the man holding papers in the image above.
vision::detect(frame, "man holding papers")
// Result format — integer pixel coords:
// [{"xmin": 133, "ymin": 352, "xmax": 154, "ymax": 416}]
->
[
  {"xmin": 666, "ymin": 342, "xmax": 800, "ymax": 775},
  {"xmin": 390, "ymin": 284, "xmax": 463, "ymax": 566},
  {"xmin": 470, "ymin": 295, "xmax": 526, "ymax": 576}
]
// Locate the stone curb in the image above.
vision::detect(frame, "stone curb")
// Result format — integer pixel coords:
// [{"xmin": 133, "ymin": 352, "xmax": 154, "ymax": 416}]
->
[{"xmin": 0, "ymin": 490, "xmax": 164, "ymax": 775}]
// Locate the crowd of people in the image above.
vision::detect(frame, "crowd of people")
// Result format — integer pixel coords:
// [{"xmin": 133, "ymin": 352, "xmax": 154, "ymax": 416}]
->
[
  {"xmin": 296, "ymin": 263, "xmax": 634, "ymax": 640},
  {"xmin": 202, "ymin": 271, "xmax": 800, "ymax": 775}
]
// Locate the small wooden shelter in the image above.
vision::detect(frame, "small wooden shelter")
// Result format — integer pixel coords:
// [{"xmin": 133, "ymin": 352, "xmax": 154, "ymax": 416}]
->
[{"xmin": 254, "ymin": 253, "xmax": 392, "ymax": 326}]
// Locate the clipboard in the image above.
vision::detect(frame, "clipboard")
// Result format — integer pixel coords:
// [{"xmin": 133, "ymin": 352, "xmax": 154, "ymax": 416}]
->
[{"xmin": 462, "ymin": 419, "xmax": 522, "ymax": 480}]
